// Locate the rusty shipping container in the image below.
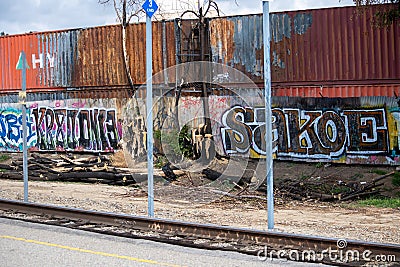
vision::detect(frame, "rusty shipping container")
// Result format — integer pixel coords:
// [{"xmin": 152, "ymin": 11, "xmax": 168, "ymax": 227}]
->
[
  {"xmin": 209, "ymin": 4, "xmax": 400, "ymax": 97},
  {"xmin": 0, "ymin": 4, "xmax": 399, "ymax": 96},
  {"xmin": 0, "ymin": 21, "xmax": 177, "ymax": 93}
]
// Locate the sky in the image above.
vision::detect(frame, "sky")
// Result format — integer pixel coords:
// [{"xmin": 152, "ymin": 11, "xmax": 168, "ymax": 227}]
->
[{"xmin": 0, "ymin": 0, "xmax": 355, "ymax": 35}]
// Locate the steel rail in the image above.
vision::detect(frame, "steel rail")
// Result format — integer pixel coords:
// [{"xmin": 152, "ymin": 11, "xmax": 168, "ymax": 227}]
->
[{"xmin": 1, "ymin": 198, "xmax": 399, "ymax": 266}]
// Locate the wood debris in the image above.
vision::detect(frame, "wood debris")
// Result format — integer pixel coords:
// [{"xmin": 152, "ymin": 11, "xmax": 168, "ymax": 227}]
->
[
  {"xmin": 0, "ymin": 153, "xmax": 157, "ymax": 186},
  {"xmin": 277, "ymin": 171, "xmax": 396, "ymax": 202}
]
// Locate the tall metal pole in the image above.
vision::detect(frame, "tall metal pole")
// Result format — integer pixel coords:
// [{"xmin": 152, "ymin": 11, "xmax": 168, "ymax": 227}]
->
[
  {"xmin": 17, "ymin": 51, "xmax": 29, "ymax": 203},
  {"xmin": 146, "ymin": 14, "xmax": 154, "ymax": 217},
  {"xmin": 263, "ymin": 0, "xmax": 274, "ymax": 230},
  {"xmin": 22, "ymin": 54, "xmax": 28, "ymax": 202}
]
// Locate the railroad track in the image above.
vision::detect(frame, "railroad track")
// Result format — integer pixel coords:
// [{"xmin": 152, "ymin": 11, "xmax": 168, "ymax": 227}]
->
[{"xmin": 0, "ymin": 198, "xmax": 399, "ymax": 266}]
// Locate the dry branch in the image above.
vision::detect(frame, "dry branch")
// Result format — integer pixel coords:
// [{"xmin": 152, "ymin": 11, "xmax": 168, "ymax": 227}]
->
[
  {"xmin": 277, "ymin": 171, "xmax": 397, "ymax": 202},
  {"xmin": 211, "ymin": 189, "xmax": 267, "ymax": 201}
]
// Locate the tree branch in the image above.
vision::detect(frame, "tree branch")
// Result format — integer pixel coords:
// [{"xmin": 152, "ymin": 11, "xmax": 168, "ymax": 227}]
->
[
  {"xmin": 181, "ymin": 10, "xmax": 200, "ymax": 19},
  {"xmin": 113, "ymin": 0, "xmax": 123, "ymax": 24}
]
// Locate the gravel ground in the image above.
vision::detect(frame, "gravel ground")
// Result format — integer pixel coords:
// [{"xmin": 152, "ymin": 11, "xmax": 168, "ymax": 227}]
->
[{"xmin": 0, "ymin": 179, "xmax": 399, "ymax": 245}]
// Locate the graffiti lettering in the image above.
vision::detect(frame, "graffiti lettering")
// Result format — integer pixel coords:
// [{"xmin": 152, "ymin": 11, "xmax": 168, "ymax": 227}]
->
[
  {"xmin": 342, "ymin": 110, "xmax": 388, "ymax": 154},
  {"xmin": 0, "ymin": 106, "xmax": 120, "ymax": 152},
  {"xmin": 221, "ymin": 106, "xmax": 388, "ymax": 159},
  {"xmin": 221, "ymin": 106, "xmax": 253, "ymax": 154},
  {"xmin": 0, "ymin": 109, "xmax": 36, "ymax": 151},
  {"xmin": 32, "ymin": 107, "xmax": 119, "ymax": 151}
]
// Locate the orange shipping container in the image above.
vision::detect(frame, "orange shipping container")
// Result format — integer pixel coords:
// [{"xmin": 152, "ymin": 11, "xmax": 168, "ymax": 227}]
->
[{"xmin": 0, "ymin": 21, "xmax": 177, "ymax": 92}]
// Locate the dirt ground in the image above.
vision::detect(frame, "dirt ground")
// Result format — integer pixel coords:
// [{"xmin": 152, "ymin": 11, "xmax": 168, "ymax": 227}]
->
[
  {"xmin": 0, "ymin": 168, "xmax": 399, "ymax": 245},
  {"xmin": 0, "ymin": 151, "xmax": 399, "ymax": 244}
]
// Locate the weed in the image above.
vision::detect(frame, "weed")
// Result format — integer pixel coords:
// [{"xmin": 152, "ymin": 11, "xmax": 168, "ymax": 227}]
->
[
  {"xmin": 154, "ymin": 155, "xmax": 168, "ymax": 168},
  {"xmin": 300, "ymin": 174, "xmax": 309, "ymax": 181},
  {"xmin": 371, "ymin": 169, "xmax": 387, "ymax": 175},
  {"xmin": 0, "ymin": 154, "xmax": 10, "ymax": 162},
  {"xmin": 330, "ymin": 186, "xmax": 352, "ymax": 195},
  {"xmin": 154, "ymin": 125, "xmax": 193, "ymax": 160},
  {"xmin": 287, "ymin": 162, "xmax": 295, "ymax": 167},
  {"xmin": 315, "ymin": 162, "xmax": 324, "ymax": 168},
  {"xmin": 350, "ymin": 173, "xmax": 363, "ymax": 180},
  {"xmin": 357, "ymin": 197, "xmax": 400, "ymax": 209},
  {"xmin": 392, "ymin": 172, "xmax": 400, "ymax": 187}
]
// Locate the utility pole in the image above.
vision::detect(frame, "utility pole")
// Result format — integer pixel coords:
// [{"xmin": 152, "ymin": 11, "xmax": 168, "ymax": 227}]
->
[
  {"xmin": 142, "ymin": 0, "xmax": 158, "ymax": 217},
  {"xmin": 262, "ymin": 0, "xmax": 274, "ymax": 230},
  {"xmin": 16, "ymin": 51, "xmax": 29, "ymax": 203}
]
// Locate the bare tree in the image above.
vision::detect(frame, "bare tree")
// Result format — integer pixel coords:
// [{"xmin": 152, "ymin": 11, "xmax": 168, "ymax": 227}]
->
[
  {"xmin": 154, "ymin": 0, "xmax": 220, "ymax": 20},
  {"xmin": 352, "ymin": 0, "xmax": 399, "ymax": 25},
  {"xmin": 177, "ymin": 1, "xmax": 220, "ymax": 135},
  {"xmin": 98, "ymin": 0, "xmax": 145, "ymax": 93}
]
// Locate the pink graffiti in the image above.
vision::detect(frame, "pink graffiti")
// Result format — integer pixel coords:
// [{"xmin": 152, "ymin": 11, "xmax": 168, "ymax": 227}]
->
[
  {"xmin": 71, "ymin": 101, "xmax": 85, "ymax": 108},
  {"xmin": 181, "ymin": 98, "xmax": 201, "ymax": 109},
  {"xmin": 209, "ymin": 97, "xmax": 230, "ymax": 121},
  {"xmin": 369, "ymin": 155, "xmax": 379, "ymax": 164},
  {"xmin": 30, "ymin": 103, "xmax": 38, "ymax": 108},
  {"xmin": 217, "ymin": 98, "xmax": 227, "ymax": 104}
]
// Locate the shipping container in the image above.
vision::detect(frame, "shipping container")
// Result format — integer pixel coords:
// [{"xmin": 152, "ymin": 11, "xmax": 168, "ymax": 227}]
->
[
  {"xmin": 0, "ymin": 21, "xmax": 177, "ymax": 92},
  {"xmin": 1, "ymin": 5, "xmax": 399, "ymax": 94},
  {"xmin": 209, "ymin": 4, "xmax": 400, "ymax": 95}
]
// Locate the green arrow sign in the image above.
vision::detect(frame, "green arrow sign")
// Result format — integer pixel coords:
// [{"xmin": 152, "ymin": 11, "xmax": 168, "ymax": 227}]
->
[{"xmin": 16, "ymin": 52, "xmax": 30, "ymax": 70}]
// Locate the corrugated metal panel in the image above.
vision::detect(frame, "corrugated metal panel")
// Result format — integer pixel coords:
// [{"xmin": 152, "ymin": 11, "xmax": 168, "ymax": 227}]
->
[
  {"xmin": 0, "ymin": 21, "xmax": 177, "ymax": 92},
  {"xmin": 209, "ymin": 4, "xmax": 400, "ymax": 87},
  {"xmin": 0, "ymin": 30, "xmax": 80, "ymax": 91},
  {"xmin": 73, "ymin": 25, "xmax": 122, "ymax": 87},
  {"xmin": 273, "ymin": 84, "xmax": 400, "ymax": 98},
  {"xmin": 72, "ymin": 21, "xmax": 177, "ymax": 88},
  {"xmin": 0, "ymin": 88, "xmax": 132, "ymax": 104},
  {"xmin": 209, "ymin": 15, "xmax": 263, "ymax": 83},
  {"xmin": 1, "ymin": 5, "xmax": 398, "ymax": 95}
]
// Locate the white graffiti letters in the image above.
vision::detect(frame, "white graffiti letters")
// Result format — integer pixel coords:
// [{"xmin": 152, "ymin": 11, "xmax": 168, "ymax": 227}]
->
[{"xmin": 221, "ymin": 106, "xmax": 388, "ymax": 159}]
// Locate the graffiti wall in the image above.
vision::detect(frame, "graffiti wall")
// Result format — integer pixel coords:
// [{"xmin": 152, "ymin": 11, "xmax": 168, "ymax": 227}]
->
[
  {"xmin": 140, "ymin": 94, "xmax": 400, "ymax": 165},
  {"xmin": 216, "ymin": 99, "xmax": 400, "ymax": 164},
  {"xmin": 0, "ymin": 100, "xmax": 121, "ymax": 152},
  {"xmin": 11, "ymin": 92, "xmax": 395, "ymax": 165},
  {"xmin": 220, "ymin": 106, "xmax": 395, "ymax": 163}
]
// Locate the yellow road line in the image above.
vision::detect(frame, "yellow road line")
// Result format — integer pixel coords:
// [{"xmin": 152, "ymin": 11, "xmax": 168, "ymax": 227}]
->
[{"xmin": 1, "ymin": 235, "xmax": 184, "ymax": 267}]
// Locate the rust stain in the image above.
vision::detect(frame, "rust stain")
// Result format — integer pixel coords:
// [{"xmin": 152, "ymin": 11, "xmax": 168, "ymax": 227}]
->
[
  {"xmin": 209, "ymin": 5, "xmax": 400, "ymax": 89},
  {"xmin": 209, "ymin": 18, "xmax": 235, "ymax": 65}
]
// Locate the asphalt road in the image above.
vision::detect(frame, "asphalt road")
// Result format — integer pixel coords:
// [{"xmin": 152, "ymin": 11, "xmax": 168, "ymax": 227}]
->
[{"xmin": 0, "ymin": 217, "xmax": 327, "ymax": 267}]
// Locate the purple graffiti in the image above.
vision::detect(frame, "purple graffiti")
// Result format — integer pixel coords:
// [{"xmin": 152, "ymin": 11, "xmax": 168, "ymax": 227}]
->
[{"xmin": 32, "ymin": 107, "xmax": 119, "ymax": 152}]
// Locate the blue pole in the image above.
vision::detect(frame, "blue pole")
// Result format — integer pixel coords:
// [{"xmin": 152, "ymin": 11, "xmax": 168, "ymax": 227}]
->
[
  {"xmin": 263, "ymin": 0, "xmax": 274, "ymax": 230},
  {"xmin": 19, "ymin": 51, "xmax": 29, "ymax": 203},
  {"xmin": 146, "ymin": 14, "xmax": 154, "ymax": 217}
]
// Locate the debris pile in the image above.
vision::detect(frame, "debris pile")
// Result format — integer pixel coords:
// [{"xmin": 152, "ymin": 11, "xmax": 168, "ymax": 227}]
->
[
  {"xmin": 0, "ymin": 153, "xmax": 154, "ymax": 185},
  {"xmin": 277, "ymin": 171, "xmax": 396, "ymax": 202}
]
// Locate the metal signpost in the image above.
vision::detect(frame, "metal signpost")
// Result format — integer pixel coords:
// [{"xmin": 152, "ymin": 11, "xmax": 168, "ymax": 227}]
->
[
  {"xmin": 142, "ymin": 0, "xmax": 158, "ymax": 217},
  {"xmin": 16, "ymin": 51, "xmax": 29, "ymax": 202},
  {"xmin": 262, "ymin": 0, "xmax": 274, "ymax": 230}
]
